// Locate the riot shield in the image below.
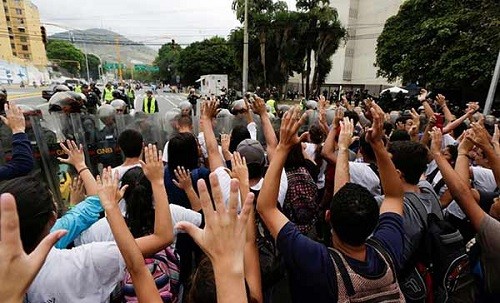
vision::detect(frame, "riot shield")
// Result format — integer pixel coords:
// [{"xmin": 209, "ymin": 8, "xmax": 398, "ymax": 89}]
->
[
  {"xmin": 120, "ymin": 112, "xmax": 167, "ymax": 149},
  {"xmin": 92, "ymin": 106, "xmax": 123, "ymax": 170}
]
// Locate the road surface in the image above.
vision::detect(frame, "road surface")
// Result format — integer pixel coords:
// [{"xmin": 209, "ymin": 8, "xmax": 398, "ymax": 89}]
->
[{"xmin": 11, "ymin": 88, "xmax": 188, "ymax": 117}]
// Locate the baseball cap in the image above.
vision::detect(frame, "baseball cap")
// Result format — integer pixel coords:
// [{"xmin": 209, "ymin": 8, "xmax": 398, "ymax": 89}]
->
[{"xmin": 236, "ymin": 139, "xmax": 265, "ymax": 166}]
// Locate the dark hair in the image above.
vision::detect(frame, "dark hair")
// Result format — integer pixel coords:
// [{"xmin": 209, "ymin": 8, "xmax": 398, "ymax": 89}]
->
[
  {"xmin": 248, "ymin": 163, "xmax": 265, "ymax": 180},
  {"xmin": 122, "ymin": 167, "xmax": 155, "ymax": 238},
  {"xmin": 0, "ymin": 175, "xmax": 55, "ymax": 253},
  {"xmin": 344, "ymin": 110, "xmax": 360, "ymax": 126},
  {"xmin": 388, "ymin": 141, "xmax": 429, "ymax": 185},
  {"xmin": 383, "ymin": 121, "xmax": 394, "ymax": 137},
  {"xmin": 330, "ymin": 183, "xmax": 379, "ymax": 246},
  {"xmin": 451, "ymin": 122, "xmax": 467, "ymax": 139},
  {"xmin": 395, "ymin": 116, "xmax": 411, "ymax": 126},
  {"xmin": 118, "ymin": 129, "xmax": 143, "ymax": 158},
  {"xmin": 230, "ymin": 125, "xmax": 251, "ymax": 153},
  {"xmin": 168, "ymin": 132, "xmax": 199, "ymax": 174},
  {"xmin": 309, "ymin": 124, "xmax": 325, "ymax": 167},
  {"xmin": 359, "ymin": 132, "xmax": 375, "ymax": 161},
  {"xmin": 284, "ymin": 143, "xmax": 305, "ymax": 170},
  {"xmin": 177, "ymin": 115, "xmax": 193, "ymax": 128},
  {"xmin": 389, "ymin": 129, "xmax": 411, "ymax": 142}
]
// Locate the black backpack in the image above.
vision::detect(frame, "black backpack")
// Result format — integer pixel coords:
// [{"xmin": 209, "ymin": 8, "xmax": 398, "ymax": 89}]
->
[
  {"xmin": 400, "ymin": 192, "xmax": 477, "ymax": 303},
  {"xmin": 250, "ymin": 189, "xmax": 286, "ymax": 290}
]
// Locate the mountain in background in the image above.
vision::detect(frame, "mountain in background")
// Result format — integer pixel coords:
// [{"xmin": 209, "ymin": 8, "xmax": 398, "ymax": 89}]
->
[{"xmin": 49, "ymin": 28, "xmax": 157, "ymax": 65}]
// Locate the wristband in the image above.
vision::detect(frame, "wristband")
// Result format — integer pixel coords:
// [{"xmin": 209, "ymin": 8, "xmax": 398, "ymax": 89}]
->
[{"xmin": 78, "ymin": 167, "xmax": 90, "ymax": 175}]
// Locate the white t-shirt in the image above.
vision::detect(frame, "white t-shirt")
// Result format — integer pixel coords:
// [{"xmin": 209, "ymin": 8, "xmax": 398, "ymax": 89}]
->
[
  {"xmin": 75, "ymin": 204, "xmax": 202, "ymax": 249},
  {"xmin": 213, "ymin": 166, "xmax": 288, "ymax": 207},
  {"xmin": 349, "ymin": 161, "xmax": 381, "ymax": 196},
  {"xmin": 26, "ymin": 242, "xmax": 126, "ymax": 303},
  {"xmin": 111, "ymin": 163, "xmax": 142, "ymax": 180},
  {"xmin": 304, "ymin": 142, "xmax": 326, "ymax": 189},
  {"xmin": 472, "ymin": 166, "xmax": 497, "ymax": 192}
]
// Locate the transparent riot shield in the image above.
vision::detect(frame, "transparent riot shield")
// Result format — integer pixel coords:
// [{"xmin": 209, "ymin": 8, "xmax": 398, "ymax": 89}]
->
[
  {"xmin": 120, "ymin": 112, "xmax": 167, "ymax": 149},
  {"xmin": 91, "ymin": 107, "xmax": 123, "ymax": 171}
]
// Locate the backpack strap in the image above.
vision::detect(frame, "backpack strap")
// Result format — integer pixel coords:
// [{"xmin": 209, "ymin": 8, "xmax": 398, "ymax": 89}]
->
[
  {"xmin": 426, "ymin": 166, "xmax": 440, "ymax": 184},
  {"xmin": 433, "ymin": 178, "xmax": 446, "ymax": 195},
  {"xmin": 328, "ymin": 248, "xmax": 355, "ymax": 297},
  {"xmin": 405, "ymin": 192, "xmax": 430, "ymax": 229},
  {"xmin": 366, "ymin": 238, "xmax": 398, "ymax": 283}
]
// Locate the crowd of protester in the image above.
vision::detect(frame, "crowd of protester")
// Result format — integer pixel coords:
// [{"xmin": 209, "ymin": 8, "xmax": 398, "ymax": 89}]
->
[{"xmin": 0, "ymin": 87, "xmax": 499, "ymax": 303}]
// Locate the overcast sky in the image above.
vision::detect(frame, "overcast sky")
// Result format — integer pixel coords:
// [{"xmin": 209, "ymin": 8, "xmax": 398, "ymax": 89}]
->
[{"xmin": 31, "ymin": 0, "xmax": 296, "ymax": 49}]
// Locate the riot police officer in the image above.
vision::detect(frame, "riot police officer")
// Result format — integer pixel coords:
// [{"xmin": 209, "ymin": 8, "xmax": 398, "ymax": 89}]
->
[{"xmin": 82, "ymin": 84, "xmax": 100, "ymax": 115}]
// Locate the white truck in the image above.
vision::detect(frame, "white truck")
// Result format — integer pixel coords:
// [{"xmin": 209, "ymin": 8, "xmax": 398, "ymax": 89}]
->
[{"xmin": 196, "ymin": 74, "xmax": 228, "ymax": 97}]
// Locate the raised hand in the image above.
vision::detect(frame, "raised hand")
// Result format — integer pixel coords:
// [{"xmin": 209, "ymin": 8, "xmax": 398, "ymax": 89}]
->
[
  {"xmin": 333, "ymin": 108, "xmax": 344, "ymax": 128},
  {"xmin": 57, "ymin": 140, "xmax": 86, "ymax": 169},
  {"xmin": 221, "ymin": 134, "xmax": 231, "ymax": 154},
  {"xmin": 365, "ymin": 102, "xmax": 385, "ymax": 145},
  {"xmin": 429, "ymin": 127, "xmax": 443, "ymax": 156},
  {"xmin": 140, "ymin": 144, "xmax": 164, "ymax": 184},
  {"xmin": 202, "ymin": 99, "xmax": 219, "ymax": 120},
  {"xmin": 459, "ymin": 129, "xmax": 475, "ymax": 154},
  {"xmin": 337, "ymin": 117, "xmax": 354, "ymax": 150},
  {"xmin": 0, "ymin": 194, "xmax": 66, "ymax": 303},
  {"xmin": 96, "ymin": 167, "xmax": 127, "ymax": 211},
  {"xmin": 435, "ymin": 94, "xmax": 446, "ymax": 107},
  {"xmin": 69, "ymin": 176, "xmax": 86, "ymax": 206},
  {"xmin": 172, "ymin": 166, "xmax": 193, "ymax": 191},
  {"xmin": 466, "ymin": 102, "xmax": 480, "ymax": 116},
  {"xmin": 278, "ymin": 106, "xmax": 308, "ymax": 150},
  {"xmin": 469, "ymin": 122, "xmax": 492, "ymax": 150},
  {"xmin": 251, "ymin": 96, "xmax": 267, "ymax": 116},
  {"xmin": 0, "ymin": 101, "xmax": 25, "ymax": 134},
  {"xmin": 230, "ymin": 151, "xmax": 248, "ymax": 185},
  {"xmin": 175, "ymin": 173, "xmax": 254, "ymax": 273}
]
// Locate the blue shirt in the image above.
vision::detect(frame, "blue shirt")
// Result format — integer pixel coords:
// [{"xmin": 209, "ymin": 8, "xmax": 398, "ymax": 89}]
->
[
  {"xmin": 51, "ymin": 196, "xmax": 103, "ymax": 249},
  {"xmin": 277, "ymin": 212, "xmax": 404, "ymax": 303},
  {"xmin": 0, "ymin": 132, "xmax": 34, "ymax": 181}
]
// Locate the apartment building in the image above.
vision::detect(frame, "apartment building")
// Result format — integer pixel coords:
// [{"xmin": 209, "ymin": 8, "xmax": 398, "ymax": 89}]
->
[{"xmin": 0, "ymin": 0, "xmax": 47, "ymax": 67}]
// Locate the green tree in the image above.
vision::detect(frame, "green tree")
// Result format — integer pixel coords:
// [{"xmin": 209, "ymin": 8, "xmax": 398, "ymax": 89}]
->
[
  {"xmin": 177, "ymin": 37, "xmax": 235, "ymax": 85},
  {"xmin": 154, "ymin": 40, "xmax": 181, "ymax": 83},
  {"xmin": 81, "ymin": 54, "xmax": 101, "ymax": 81},
  {"xmin": 296, "ymin": 0, "xmax": 346, "ymax": 97},
  {"xmin": 46, "ymin": 40, "xmax": 85, "ymax": 76},
  {"xmin": 376, "ymin": 0, "xmax": 500, "ymax": 98}
]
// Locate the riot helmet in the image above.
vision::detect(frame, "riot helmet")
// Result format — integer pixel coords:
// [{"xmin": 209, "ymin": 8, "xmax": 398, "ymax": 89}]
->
[
  {"xmin": 48, "ymin": 91, "xmax": 86, "ymax": 114},
  {"xmin": 0, "ymin": 86, "xmax": 7, "ymax": 112},
  {"xmin": 54, "ymin": 85, "xmax": 70, "ymax": 92},
  {"xmin": 110, "ymin": 99, "xmax": 127, "ymax": 113}
]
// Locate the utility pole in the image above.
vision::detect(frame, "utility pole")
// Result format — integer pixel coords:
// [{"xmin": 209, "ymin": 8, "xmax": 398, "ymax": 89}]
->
[
  {"xmin": 483, "ymin": 50, "xmax": 500, "ymax": 115},
  {"xmin": 242, "ymin": 0, "xmax": 249, "ymax": 94},
  {"xmin": 115, "ymin": 35, "xmax": 123, "ymax": 82}
]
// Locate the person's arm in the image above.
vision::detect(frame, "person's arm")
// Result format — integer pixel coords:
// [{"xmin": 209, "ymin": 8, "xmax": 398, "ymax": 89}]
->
[
  {"xmin": 0, "ymin": 194, "xmax": 67, "ymax": 303},
  {"xmin": 317, "ymin": 95, "xmax": 330, "ymax": 135},
  {"xmin": 251, "ymin": 97, "xmax": 278, "ymax": 160},
  {"xmin": 231, "ymin": 152, "xmax": 262, "ymax": 303},
  {"xmin": 430, "ymin": 128, "xmax": 485, "ymax": 231},
  {"xmin": 442, "ymin": 103, "xmax": 478, "ymax": 134},
  {"xmin": 435, "ymin": 94, "xmax": 455, "ymax": 123},
  {"xmin": 418, "ymin": 89, "xmax": 435, "ymax": 119},
  {"xmin": 321, "ymin": 108, "xmax": 342, "ymax": 164},
  {"xmin": 201, "ymin": 100, "xmax": 225, "ymax": 171},
  {"xmin": 368, "ymin": 104, "xmax": 404, "ymax": 215},
  {"xmin": 0, "ymin": 101, "xmax": 34, "ymax": 180},
  {"xmin": 455, "ymin": 132, "xmax": 475, "ymax": 186},
  {"xmin": 257, "ymin": 107, "xmax": 307, "ymax": 239},
  {"xmin": 58, "ymin": 140, "xmax": 98, "ymax": 196},
  {"xmin": 409, "ymin": 108, "xmax": 421, "ymax": 142},
  {"xmin": 176, "ymin": 174, "xmax": 254, "ymax": 303},
  {"xmin": 50, "ymin": 195, "xmax": 103, "ymax": 248},
  {"xmin": 172, "ymin": 166, "xmax": 201, "ymax": 212},
  {"xmin": 69, "ymin": 176, "xmax": 86, "ymax": 207},
  {"xmin": 97, "ymin": 168, "xmax": 163, "ymax": 303},
  {"xmin": 420, "ymin": 115, "xmax": 436, "ymax": 146},
  {"xmin": 221, "ymin": 133, "xmax": 232, "ymax": 162},
  {"xmin": 469, "ymin": 122, "xmax": 500, "ymax": 188},
  {"xmin": 492, "ymin": 124, "xmax": 500, "ymax": 156},
  {"xmin": 135, "ymin": 145, "xmax": 174, "ymax": 256},
  {"xmin": 334, "ymin": 117, "xmax": 353, "ymax": 194}
]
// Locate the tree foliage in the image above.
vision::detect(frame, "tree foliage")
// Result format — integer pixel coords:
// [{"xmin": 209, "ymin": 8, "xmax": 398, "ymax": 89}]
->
[
  {"xmin": 154, "ymin": 40, "xmax": 181, "ymax": 83},
  {"xmin": 176, "ymin": 37, "xmax": 235, "ymax": 85},
  {"xmin": 81, "ymin": 54, "xmax": 100, "ymax": 81},
  {"xmin": 46, "ymin": 40, "xmax": 85, "ymax": 76},
  {"xmin": 376, "ymin": 0, "xmax": 500, "ymax": 95}
]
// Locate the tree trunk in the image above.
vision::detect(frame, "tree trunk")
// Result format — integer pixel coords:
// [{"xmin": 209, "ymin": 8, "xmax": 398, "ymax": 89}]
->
[
  {"xmin": 259, "ymin": 30, "xmax": 267, "ymax": 87},
  {"xmin": 306, "ymin": 47, "xmax": 311, "ymax": 99}
]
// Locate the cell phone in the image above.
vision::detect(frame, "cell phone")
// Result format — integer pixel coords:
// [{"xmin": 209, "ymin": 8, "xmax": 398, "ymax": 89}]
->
[{"xmin": 434, "ymin": 113, "xmax": 444, "ymax": 130}]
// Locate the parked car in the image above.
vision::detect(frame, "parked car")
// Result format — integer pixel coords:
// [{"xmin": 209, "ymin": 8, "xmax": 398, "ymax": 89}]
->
[{"xmin": 42, "ymin": 84, "xmax": 70, "ymax": 101}]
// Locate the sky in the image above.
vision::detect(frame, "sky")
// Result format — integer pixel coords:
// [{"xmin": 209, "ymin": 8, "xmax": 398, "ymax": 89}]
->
[{"xmin": 31, "ymin": 0, "xmax": 296, "ymax": 49}]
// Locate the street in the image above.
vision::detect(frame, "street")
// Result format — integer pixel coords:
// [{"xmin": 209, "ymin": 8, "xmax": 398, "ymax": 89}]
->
[{"xmin": 9, "ymin": 87, "xmax": 188, "ymax": 117}]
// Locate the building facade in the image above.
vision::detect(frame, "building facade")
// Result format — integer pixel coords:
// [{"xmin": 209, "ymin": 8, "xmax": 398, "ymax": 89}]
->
[
  {"xmin": 324, "ymin": 0, "xmax": 404, "ymax": 93},
  {"xmin": 0, "ymin": 0, "xmax": 48, "ymax": 66}
]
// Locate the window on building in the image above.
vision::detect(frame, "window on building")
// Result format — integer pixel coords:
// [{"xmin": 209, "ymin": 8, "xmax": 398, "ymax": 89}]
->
[
  {"xmin": 19, "ymin": 36, "xmax": 27, "ymax": 42},
  {"xmin": 21, "ymin": 45, "xmax": 28, "ymax": 51},
  {"xmin": 12, "ymin": 52, "xmax": 17, "ymax": 56},
  {"xmin": 17, "ymin": 18, "xmax": 24, "ymax": 24},
  {"xmin": 10, "ymin": 43, "xmax": 15, "ymax": 49},
  {"xmin": 18, "ymin": 28, "xmax": 25, "ymax": 32},
  {"xmin": 7, "ymin": 26, "xmax": 12, "ymax": 33},
  {"xmin": 23, "ymin": 54, "xmax": 30, "ymax": 59},
  {"xmin": 6, "ymin": 16, "xmax": 9, "ymax": 22},
  {"xmin": 15, "ymin": 8, "xmax": 22, "ymax": 14}
]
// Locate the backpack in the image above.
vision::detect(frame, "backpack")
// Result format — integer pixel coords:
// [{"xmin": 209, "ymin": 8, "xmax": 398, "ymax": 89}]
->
[
  {"xmin": 400, "ymin": 191, "xmax": 477, "ymax": 303},
  {"xmin": 121, "ymin": 247, "xmax": 181, "ymax": 303},
  {"xmin": 250, "ymin": 188, "xmax": 286, "ymax": 290},
  {"xmin": 328, "ymin": 238, "xmax": 405, "ymax": 302},
  {"xmin": 283, "ymin": 167, "xmax": 319, "ymax": 237}
]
